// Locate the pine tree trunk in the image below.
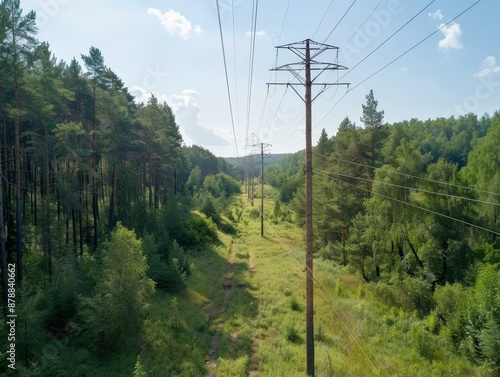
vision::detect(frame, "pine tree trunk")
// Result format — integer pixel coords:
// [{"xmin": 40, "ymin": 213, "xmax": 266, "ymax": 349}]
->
[
  {"xmin": 0, "ymin": 148, "xmax": 9, "ymax": 311},
  {"xmin": 109, "ymin": 164, "xmax": 117, "ymax": 230},
  {"xmin": 14, "ymin": 78, "xmax": 23, "ymax": 282},
  {"xmin": 342, "ymin": 226, "xmax": 346, "ymax": 266},
  {"xmin": 44, "ymin": 123, "xmax": 52, "ymax": 275}
]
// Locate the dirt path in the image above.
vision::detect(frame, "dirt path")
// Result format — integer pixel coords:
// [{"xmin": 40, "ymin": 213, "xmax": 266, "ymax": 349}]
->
[
  {"xmin": 247, "ymin": 243, "xmax": 260, "ymax": 377},
  {"xmin": 205, "ymin": 235, "xmax": 261, "ymax": 377},
  {"xmin": 205, "ymin": 241, "xmax": 237, "ymax": 377}
]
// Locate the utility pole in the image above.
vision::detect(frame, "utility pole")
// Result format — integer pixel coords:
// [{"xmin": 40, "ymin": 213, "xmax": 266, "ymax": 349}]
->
[
  {"xmin": 246, "ymin": 134, "xmax": 260, "ymax": 206},
  {"xmin": 259, "ymin": 143, "xmax": 271, "ymax": 237},
  {"xmin": 268, "ymin": 39, "xmax": 349, "ymax": 376},
  {"xmin": 248, "ymin": 136, "xmax": 271, "ymax": 235}
]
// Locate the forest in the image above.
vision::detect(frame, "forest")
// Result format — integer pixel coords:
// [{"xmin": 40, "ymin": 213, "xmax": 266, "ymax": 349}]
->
[
  {"xmin": 266, "ymin": 90, "xmax": 500, "ymax": 375},
  {"xmin": 0, "ymin": 0, "xmax": 499, "ymax": 376}
]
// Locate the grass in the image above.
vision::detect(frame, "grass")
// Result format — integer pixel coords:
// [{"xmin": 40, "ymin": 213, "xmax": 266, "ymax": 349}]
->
[
  {"xmin": 6, "ymin": 185, "xmax": 493, "ymax": 377},
  {"xmin": 205, "ymin": 191, "xmax": 490, "ymax": 377},
  {"xmin": 12, "ymin": 189, "xmax": 486, "ymax": 376}
]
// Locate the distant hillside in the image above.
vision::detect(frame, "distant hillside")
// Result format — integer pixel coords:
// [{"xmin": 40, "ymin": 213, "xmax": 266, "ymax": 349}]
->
[{"xmin": 225, "ymin": 153, "xmax": 292, "ymax": 169}]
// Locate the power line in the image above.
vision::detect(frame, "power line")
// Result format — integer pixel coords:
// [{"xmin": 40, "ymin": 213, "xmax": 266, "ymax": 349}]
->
[
  {"xmin": 312, "ymin": 0, "xmax": 335, "ymax": 39},
  {"xmin": 314, "ymin": 167, "xmax": 500, "ymax": 207},
  {"xmin": 340, "ymin": 0, "xmax": 384, "ymax": 50},
  {"xmin": 349, "ymin": 0, "xmax": 483, "ymax": 92},
  {"xmin": 278, "ymin": 0, "xmax": 292, "ymax": 40},
  {"xmin": 215, "ymin": 0, "xmax": 239, "ymax": 158},
  {"xmin": 313, "ymin": 168, "xmax": 500, "ymax": 237},
  {"xmin": 231, "ymin": 0, "xmax": 241, "ymax": 134},
  {"xmin": 253, "ymin": 184, "xmax": 390, "ymax": 377},
  {"xmin": 323, "ymin": 0, "xmax": 358, "ymax": 43},
  {"xmin": 262, "ymin": 86, "xmax": 289, "ymax": 140},
  {"xmin": 313, "ymin": 151, "xmax": 500, "ymax": 199},
  {"xmin": 254, "ymin": 91, "xmax": 269, "ymax": 137},
  {"xmin": 314, "ymin": 0, "xmax": 484, "ymax": 132},
  {"xmin": 339, "ymin": 0, "xmax": 436, "ymax": 82},
  {"xmin": 245, "ymin": 0, "xmax": 260, "ymax": 143}
]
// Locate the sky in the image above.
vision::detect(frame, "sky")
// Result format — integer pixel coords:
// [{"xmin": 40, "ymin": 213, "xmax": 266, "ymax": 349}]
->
[{"xmin": 19, "ymin": 0, "xmax": 500, "ymax": 157}]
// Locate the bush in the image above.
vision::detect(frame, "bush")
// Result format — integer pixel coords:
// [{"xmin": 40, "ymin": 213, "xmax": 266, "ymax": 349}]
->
[
  {"xmin": 184, "ymin": 213, "xmax": 219, "ymax": 248},
  {"xmin": 82, "ymin": 224, "xmax": 154, "ymax": 352},
  {"xmin": 290, "ymin": 297, "xmax": 302, "ymax": 312},
  {"xmin": 248, "ymin": 207, "xmax": 260, "ymax": 219},
  {"xmin": 409, "ymin": 324, "xmax": 438, "ymax": 360},
  {"xmin": 368, "ymin": 276, "xmax": 435, "ymax": 316},
  {"xmin": 286, "ymin": 323, "xmax": 302, "ymax": 344},
  {"xmin": 144, "ymin": 235, "xmax": 190, "ymax": 294}
]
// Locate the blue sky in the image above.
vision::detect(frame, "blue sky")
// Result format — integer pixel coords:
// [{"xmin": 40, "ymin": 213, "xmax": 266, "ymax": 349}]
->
[{"xmin": 20, "ymin": 0, "xmax": 500, "ymax": 157}]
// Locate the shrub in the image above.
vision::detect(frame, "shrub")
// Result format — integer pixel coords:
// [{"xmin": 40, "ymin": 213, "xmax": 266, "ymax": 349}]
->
[
  {"xmin": 82, "ymin": 224, "xmax": 154, "ymax": 352},
  {"xmin": 290, "ymin": 297, "xmax": 302, "ymax": 312},
  {"xmin": 248, "ymin": 207, "xmax": 260, "ymax": 219},
  {"xmin": 184, "ymin": 213, "xmax": 219, "ymax": 247},
  {"xmin": 409, "ymin": 324, "xmax": 437, "ymax": 360}
]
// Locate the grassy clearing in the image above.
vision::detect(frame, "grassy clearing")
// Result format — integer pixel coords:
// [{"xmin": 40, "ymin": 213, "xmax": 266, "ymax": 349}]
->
[
  {"xmin": 215, "ymin": 192, "xmax": 489, "ymax": 377},
  {"xmin": 131, "ymin": 190, "xmax": 488, "ymax": 376}
]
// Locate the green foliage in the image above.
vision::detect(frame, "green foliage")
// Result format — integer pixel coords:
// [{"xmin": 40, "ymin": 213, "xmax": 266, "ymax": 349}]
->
[
  {"xmin": 133, "ymin": 356, "xmax": 147, "ymax": 377},
  {"xmin": 368, "ymin": 276, "xmax": 435, "ymax": 316},
  {"xmin": 159, "ymin": 198, "xmax": 218, "ymax": 249},
  {"xmin": 409, "ymin": 324, "xmax": 438, "ymax": 360},
  {"xmin": 202, "ymin": 172, "xmax": 241, "ymax": 198},
  {"xmin": 44, "ymin": 259, "xmax": 82, "ymax": 335},
  {"xmin": 285, "ymin": 322, "xmax": 302, "ymax": 344},
  {"xmin": 185, "ymin": 165, "xmax": 202, "ymax": 194},
  {"xmin": 140, "ymin": 293, "xmax": 207, "ymax": 376},
  {"xmin": 82, "ymin": 224, "xmax": 154, "ymax": 352},
  {"xmin": 143, "ymin": 234, "xmax": 190, "ymax": 294},
  {"xmin": 248, "ymin": 207, "xmax": 260, "ymax": 219},
  {"xmin": 200, "ymin": 194, "xmax": 221, "ymax": 224},
  {"xmin": 217, "ymin": 356, "xmax": 249, "ymax": 377},
  {"xmin": 184, "ymin": 213, "xmax": 219, "ymax": 248}
]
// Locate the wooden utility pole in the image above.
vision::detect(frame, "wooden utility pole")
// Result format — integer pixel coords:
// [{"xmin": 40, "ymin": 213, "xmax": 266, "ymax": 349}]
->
[
  {"xmin": 259, "ymin": 142, "xmax": 271, "ymax": 237},
  {"xmin": 246, "ymin": 134, "xmax": 260, "ymax": 206},
  {"xmin": 247, "ymin": 136, "xmax": 270, "ymax": 236},
  {"xmin": 304, "ymin": 40, "xmax": 314, "ymax": 376},
  {"xmin": 268, "ymin": 39, "xmax": 349, "ymax": 376}
]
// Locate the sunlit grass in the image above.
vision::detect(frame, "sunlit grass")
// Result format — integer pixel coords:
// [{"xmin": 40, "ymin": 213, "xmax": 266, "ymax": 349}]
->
[{"xmin": 219, "ymin": 191, "xmax": 488, "ymax": 377}]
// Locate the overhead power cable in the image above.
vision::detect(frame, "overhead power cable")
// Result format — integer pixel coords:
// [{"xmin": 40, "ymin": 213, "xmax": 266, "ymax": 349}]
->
[
  {"xmin": 339, "ymin": 0, "xmax": 436, "ymax": 81},
  {"xmin": 312, "ymin": 0, "xmax": 335, "ymax": 39},
  {"xmin": 315, "ymin": 0, "xmax": 484, "ymax": 132},
  {"xmin": 215, "ymin": 0, "xmax": 240, "ymax": 158},
  {"xmin": 245, "ymin": 0, "xmax": 259, "ymax": 143},
  {"xmin": 313, "ymin": 168, "xmax": 500, "ymax": 237},
  {"xmin": 323, "ymin": 0, "xmax": 359, "ymax": 43},
  {"xmin": 340, "ymin": 0, "xmax": 384, "ymax": 50},
  {"xmin": 254, "ymin": 198, "xmax": 389, "ymax": 377},
  {"xmin": 314, "ymin": 167, "xmax": 500, "ymax": 207},
  {"xmin": 312, "ymin": 151, "xmax": 500, "ymax": 199},
  {"xmin": 349, "ymin": 0, "xmax": 483, "ymax": 92}
]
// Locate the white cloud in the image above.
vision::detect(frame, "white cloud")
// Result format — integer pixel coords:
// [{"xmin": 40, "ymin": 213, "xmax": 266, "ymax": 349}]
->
[
  {"xmin": 438, "ymin": 22, "xmax": 463, "ymax": 51},
  {"xmin": 428, "ymin": 10, "xmax": 443, "ymax": 20},
  {"xmin": 147, "ymin": 8, "xmax": 202, "ymax": 39},
  {"xmin": 129, "ymin": 85, "xmax": 170, "ymax": 105},
  {"xmin": 129, "ymin": 87, "xmax": 230, "ymax": 146},
  {"xmin": 245, "ymin": 30, "xmax": 267, "ymax": 38},
  {"xmin": 401, "ymin": 67, "xmax": 409, "ymax": 72},
  {"xmin": 474, "ymin": 56, "xmax": 500, "ymax": 78},
  {"xmin": 169, "ymin": 90, "xmax": 230, "ymax": 146}
]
